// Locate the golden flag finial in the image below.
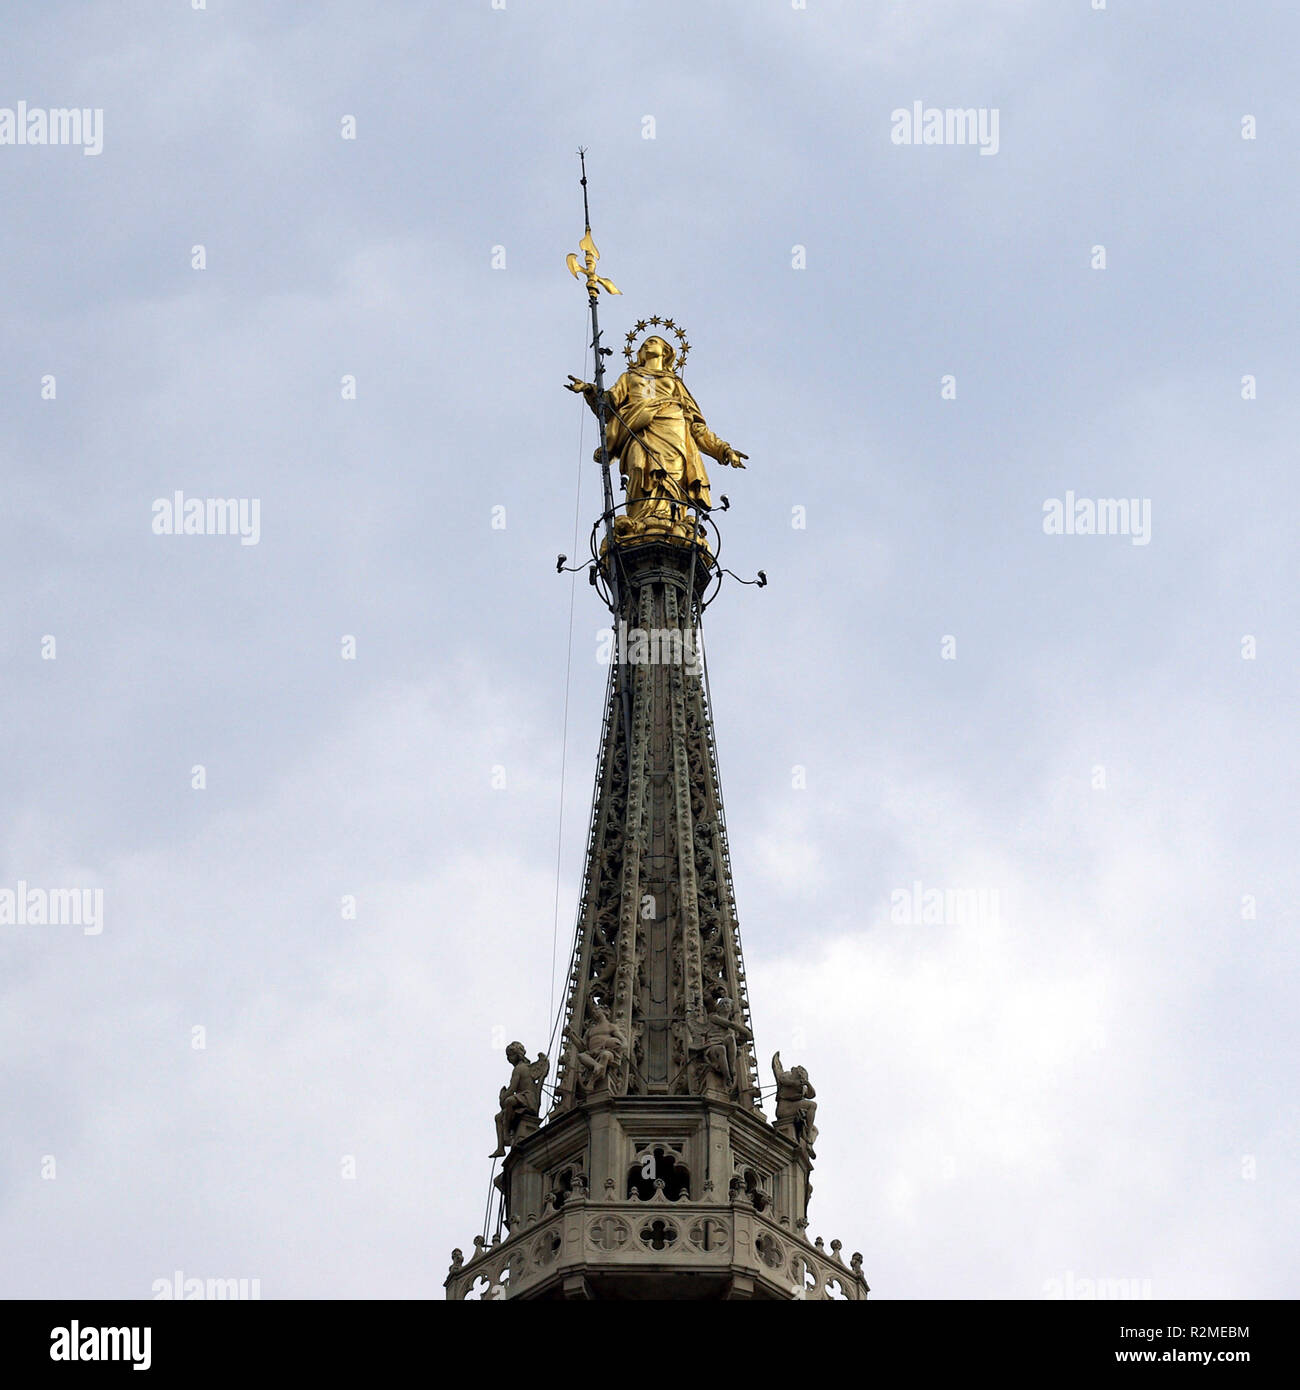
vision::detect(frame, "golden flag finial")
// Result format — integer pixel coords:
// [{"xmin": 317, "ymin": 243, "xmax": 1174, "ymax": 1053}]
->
[
  {"xmin": 567, "ymin": 150, "xmax": 620, "ymax": 298},
  {"xmin": 567, "ymin": 228, "xmax": 621, "ymax": 298}
]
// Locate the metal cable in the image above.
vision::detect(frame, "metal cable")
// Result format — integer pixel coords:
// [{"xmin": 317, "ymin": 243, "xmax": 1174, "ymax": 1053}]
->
[{"xmin": 546, "ymin": 327, "xmax": 590, "ymax": 1047}]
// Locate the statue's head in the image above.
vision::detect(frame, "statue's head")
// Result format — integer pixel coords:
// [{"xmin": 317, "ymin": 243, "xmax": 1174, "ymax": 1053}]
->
[
  {"xmin": 506, "ymin": 1041, "xmax": 527, "ymax": 1064},
  {"xmin": 712, "ymin": 996, "xmax": 734, "ymax": 1018},
  {"xmin": 637, "ymin": 336, "xmax": 674, "ymax": 372},
  {"xmin": 590, "ymin": 1003, "xmax": 610, "ymax": 1023},
  {"xmin": 793, "ymin": 1065, "xmax": 808, "ymax": 1083}
]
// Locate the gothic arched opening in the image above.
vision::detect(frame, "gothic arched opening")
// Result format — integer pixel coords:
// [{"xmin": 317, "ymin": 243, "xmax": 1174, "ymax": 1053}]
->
[{"xmin": 627, "ymin": 1145, "xmax": 691, "ymax": 1201}]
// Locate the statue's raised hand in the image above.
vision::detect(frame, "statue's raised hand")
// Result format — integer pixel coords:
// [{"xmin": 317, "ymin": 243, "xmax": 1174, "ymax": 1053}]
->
[
  {"xmin": 725, "ymin": 448, "xmax": 749, "ymax": 469},
  {"xmin": 565, "ymin": 375, "xmax": 595, "ymax": 397}
]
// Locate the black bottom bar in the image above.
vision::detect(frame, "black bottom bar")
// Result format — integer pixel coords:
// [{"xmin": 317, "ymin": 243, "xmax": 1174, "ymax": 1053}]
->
[{"xmin": 0, "ymin": 1297, "xmax": 1282, "ymax": 1376}]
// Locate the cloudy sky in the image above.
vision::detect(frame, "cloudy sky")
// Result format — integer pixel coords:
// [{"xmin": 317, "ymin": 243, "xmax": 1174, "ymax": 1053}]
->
[{"xmin": 2, "ymin": 0, "xmax": 1296, "ymax": 1300}]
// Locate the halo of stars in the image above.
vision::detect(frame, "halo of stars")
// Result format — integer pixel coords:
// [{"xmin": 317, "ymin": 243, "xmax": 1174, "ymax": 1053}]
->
[{"xmin": 623, "ymin": 315, "xmax": 691, "ymax": 372}]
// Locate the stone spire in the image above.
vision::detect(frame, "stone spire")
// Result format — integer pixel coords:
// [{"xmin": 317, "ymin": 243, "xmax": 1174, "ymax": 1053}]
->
[
  {"xmin": 550, "ymin": 540, "xmax": 760, "ymax": 1114},
  {"xmin": 447, "ymin": 535, "xmax": 868, "ymax": 1304}
]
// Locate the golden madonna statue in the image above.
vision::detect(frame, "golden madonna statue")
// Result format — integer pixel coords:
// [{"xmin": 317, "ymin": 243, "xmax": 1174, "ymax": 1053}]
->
[{"xmin": 566, "ymin": 334, "xmax": 747, "ymax": 541}]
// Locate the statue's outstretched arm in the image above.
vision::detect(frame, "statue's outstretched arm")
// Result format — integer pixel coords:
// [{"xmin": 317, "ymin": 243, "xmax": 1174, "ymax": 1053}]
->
[
  {"xmin": 691, "ymin": 420, "xmax": 748, "ymax": 468},
  {"xmin": 564, "ymin": 375, "xmax": 604, "ymax": 418}
]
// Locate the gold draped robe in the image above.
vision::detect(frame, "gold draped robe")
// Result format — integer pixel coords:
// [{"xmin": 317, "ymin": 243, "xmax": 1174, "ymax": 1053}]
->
[{"xmin": 603, "ymin": 367, "xmax": 735, "ymax": 538}]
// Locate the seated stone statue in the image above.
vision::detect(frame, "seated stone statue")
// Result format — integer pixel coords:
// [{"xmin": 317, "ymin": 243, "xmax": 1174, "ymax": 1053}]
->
[
  {"xmin": 686, "ymin": 997, "xmax": 753, "ymax": 1095},
  {"xmin": 490, "ymin": 1041, "xmax": 549, "ymax": 1157},
  {"xmin": 771, "ymin": 1051, "xmax": 818, "ymax": 1157},
  {"xmin": 563, "ymin": 1003, "xmax": 626, "ymax": 1097}
]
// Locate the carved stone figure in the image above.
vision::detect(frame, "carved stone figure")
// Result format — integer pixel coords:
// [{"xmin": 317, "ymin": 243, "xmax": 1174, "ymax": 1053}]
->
[
  {"xmin": 490, "ymin": 1042, "xmax": 549, "ymax": 1157},
  {"xmin": 772, "ymin": 1051, "xmax": 819, "ymax": 1157},
  {"xmin": 566, "ymin": 334, "xmax": 747, "ymax": 540},
  {"xmin": 564, "ymin": 1003, "xmax": 627, "ymax": 1097},
  {"xmin": 686, "ymin": 996, "xmax": 753, "ymax": 1094}
]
